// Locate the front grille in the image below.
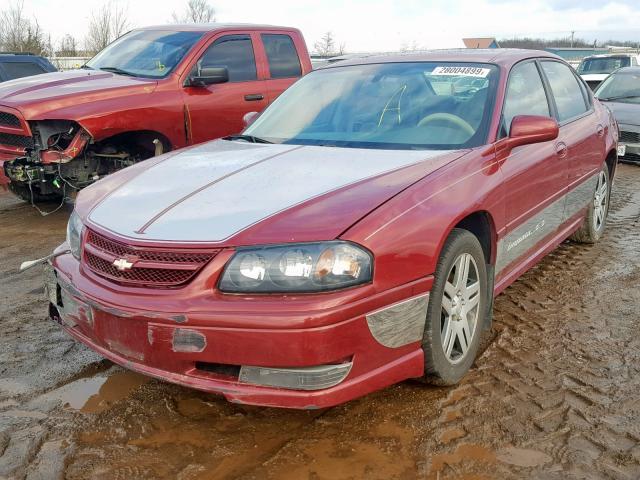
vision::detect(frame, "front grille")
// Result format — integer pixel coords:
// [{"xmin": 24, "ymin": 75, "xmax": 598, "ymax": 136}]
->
[
  {"xmin": 0, "ymin": 112, "xmax": 21, "ymax": 128},
  {"xmin": 620, "ymin": 131, "xmax": 640, "ymax": 144},
  {"xmin": 621, "ymin": 152, "xmax": 640, "ymax": 163},
  {"xmin": 0, "ymin": 133, "xmax": 33, "ymax": 149},
  {"xmin": 83, "ymin": 229, "xmax": 219, "ymax": 288}
]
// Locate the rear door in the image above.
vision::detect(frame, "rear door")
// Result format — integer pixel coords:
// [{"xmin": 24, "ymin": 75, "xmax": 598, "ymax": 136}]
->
[
  {"xmin": 496, "ymin": 59, "xmax": 569, "ymax": 276},
  {"xmin": 539, "ymin": 60, "xmax": 604, "ymax": 222},
  {"xmin": 182, "ymin": 32, "xmax": 268, "ymax": 144},
  {"xmin": 258, "ymin": 33, "xmax": 305, "ymax": 102}
]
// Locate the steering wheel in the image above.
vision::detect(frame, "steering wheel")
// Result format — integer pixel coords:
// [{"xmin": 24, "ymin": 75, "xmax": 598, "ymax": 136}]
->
[{"xmin": 417, "ymin": 113, "xmax": 475, "ymax": 137}]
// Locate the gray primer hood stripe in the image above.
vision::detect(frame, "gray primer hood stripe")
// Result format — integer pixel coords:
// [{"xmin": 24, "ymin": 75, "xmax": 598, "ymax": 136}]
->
[{"xmin": 89, "ymin": 140, "xmax": 455, "ymax": 242}]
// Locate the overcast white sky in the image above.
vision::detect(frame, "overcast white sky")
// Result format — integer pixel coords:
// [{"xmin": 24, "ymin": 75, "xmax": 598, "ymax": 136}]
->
[{"xmin": 21, "ymin": 0, "xmax": 640, "ymax": 52}]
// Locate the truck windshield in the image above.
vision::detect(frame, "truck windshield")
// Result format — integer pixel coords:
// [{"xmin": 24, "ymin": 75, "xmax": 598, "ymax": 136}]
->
[
  {"xmin": 595, "ymin": 71, "xmax": 640, "ymax": 103},
  {"xmin": 243, "ymin": 62, "xmax": 499, "ymax": 150},
  {"xmin": 85, "ymin": 30, "xmax": 204, "ymax": 79},
  {"xmin": 577, "ymin": 57, "xmax": 630, "ymax": 75}
]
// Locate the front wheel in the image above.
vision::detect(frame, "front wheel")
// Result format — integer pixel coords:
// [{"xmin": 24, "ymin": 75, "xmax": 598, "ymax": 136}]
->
[
  {"xmin": 422, "ymin": 229, "xmax": 489, "ymax": 385},
  {"xmin": 570, "ymin": 164, "xmax": 610, "ymax": 244}
]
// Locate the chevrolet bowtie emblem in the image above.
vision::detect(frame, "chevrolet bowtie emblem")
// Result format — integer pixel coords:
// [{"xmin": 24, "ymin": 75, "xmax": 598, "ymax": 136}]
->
[{"xmin": 113, "ymin": 258, "xmax": 134, "ymax": 271}]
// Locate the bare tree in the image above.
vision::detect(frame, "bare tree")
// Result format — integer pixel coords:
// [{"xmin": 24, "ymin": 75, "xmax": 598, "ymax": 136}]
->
[
  {"xmin": 85, "ymin": 1, "xmax": 130, "ymax": 54},
  {"xmin": 172, "ymin": 0, "xmax": 216, "ymax": 23},
  {"xmin": 314, "ymin": 31, "xmax": 339, "ymax": 57},
  {"xmin": 58, "ymin": 34, "xmax": 78, "ymax": 56},
  {"xmin": 0, "ymin": 1, "xmax": 50, "ymax": 55}
]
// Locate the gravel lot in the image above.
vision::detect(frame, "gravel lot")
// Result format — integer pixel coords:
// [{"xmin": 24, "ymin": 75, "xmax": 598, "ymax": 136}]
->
[{"xmin": 1, "ymin": 164, "xmax": 639, "ymax": 480}]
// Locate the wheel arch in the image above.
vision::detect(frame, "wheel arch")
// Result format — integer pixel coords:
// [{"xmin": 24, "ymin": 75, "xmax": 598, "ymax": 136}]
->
[
  {"xmin": 93, "ymin": 130, "xmax": 173, "ymax": 155},
  {"xmin": 443, "ymin": 210, "xmax": 498, "ymax": 267}
]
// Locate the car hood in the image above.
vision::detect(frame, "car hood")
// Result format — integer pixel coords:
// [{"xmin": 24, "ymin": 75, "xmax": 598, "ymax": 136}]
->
[
  {"xmin": 602, "ymin": 100, "xmax": 640, "ymax": 126},
  {"xmin": 0, "ymin": 69, "xmax": 157, "ymax": 113},
  {"xmin": 80, "ymin": 139, "xmax": 466, "ymax": 245}
]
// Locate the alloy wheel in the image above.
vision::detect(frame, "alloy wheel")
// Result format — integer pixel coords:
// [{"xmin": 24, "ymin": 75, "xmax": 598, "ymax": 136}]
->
[
  {"xmin": 593, "ymin": 170, "xmax": 608, "ymax": 232},
  {"xmin": 440, "ymin": 253, "xmax": 481, "ymax": 365}
]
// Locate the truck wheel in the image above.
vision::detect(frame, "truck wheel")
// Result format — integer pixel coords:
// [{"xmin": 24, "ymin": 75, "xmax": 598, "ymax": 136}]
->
[
  {"xmin": 422, "ymin": 229, "xmax": 489, "ymax": 386},
  {"xmin": 570, "ymin": 164, "xmax": 609, "ymax": 244}
]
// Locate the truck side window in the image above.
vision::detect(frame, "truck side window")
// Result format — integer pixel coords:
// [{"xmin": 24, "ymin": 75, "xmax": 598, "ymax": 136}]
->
[
  {"xmin": 502, "ymin": 61, "xmax": 551, "ymax": 136},
  {"xmin": 199, "ymin": 34, "xmax": 257, "ymax": 82},
  {"xmin": 261, "ymin": 34, "xmax": 302, "ymax": 79}
]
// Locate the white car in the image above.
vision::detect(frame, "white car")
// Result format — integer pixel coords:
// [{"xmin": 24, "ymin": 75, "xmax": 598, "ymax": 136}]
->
[{"xmin": 577, "ymin": 53, "xmax": 640, "ymax": 90}]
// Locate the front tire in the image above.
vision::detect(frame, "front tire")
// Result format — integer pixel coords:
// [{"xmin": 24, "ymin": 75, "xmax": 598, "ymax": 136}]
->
[
  {"xmin": 422, "ymin": 229, "xmax": 489, "ymax": 385},
  {"xmin": 571, "ymin": 164, "xmax": 610, "ymax": 244}
]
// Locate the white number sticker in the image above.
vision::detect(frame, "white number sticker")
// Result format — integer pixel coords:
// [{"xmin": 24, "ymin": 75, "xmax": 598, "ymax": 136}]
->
[{"xmin": 431, "ymin": 66, "xmax": 491, "ymax": 77}]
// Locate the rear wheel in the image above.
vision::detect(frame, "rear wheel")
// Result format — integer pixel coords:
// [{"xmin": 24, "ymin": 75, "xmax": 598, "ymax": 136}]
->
[
  {"xmin": 422, "ymin": 229, "xmax": 489, "ymax": 385},
  {"xmin": 571, "ymin": 164, "xmax": 609, "ymax": 244}
]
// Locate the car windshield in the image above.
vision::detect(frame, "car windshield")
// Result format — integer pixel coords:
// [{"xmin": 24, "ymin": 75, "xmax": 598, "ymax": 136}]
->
[
  {"xmin": 595, "ymin": 71, "xmax": 640, "ymax": 103},
  {"xmin": 85, "ymin": 30, "xmax": 204, "ymax": 79},
  {"xmin": 243, "ymin": 62, "xmax": 499, "ymax": 150},
  {"xmin": 577, "ymin": 57, "xmax": 630, "ymax": 75}
]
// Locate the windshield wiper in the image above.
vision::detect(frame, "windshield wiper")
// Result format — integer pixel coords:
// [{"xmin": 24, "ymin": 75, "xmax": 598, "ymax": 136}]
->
[
  {"xmin": 223, "ymin": 134, "xmax": 272, "ymax": 144},
  {"xmin": 599, "ymin": 94, "xmax": 640, "ymax": 102},
  {"xmin": 80, "ymin": 65, "xmax": 93, "ymax": 70},
  {"xmin": 99, "ymin": 67, "xmax": 137, "ymax": 77}
]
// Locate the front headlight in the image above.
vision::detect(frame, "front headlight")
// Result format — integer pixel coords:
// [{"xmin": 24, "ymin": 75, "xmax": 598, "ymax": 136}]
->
[
  {"xmin": 219, "ymin": 242, "xmax": 373, "ymax": 293},
  {"xmin": 66, "ymin": 211, "xmax": 84, "ymax": 260}
]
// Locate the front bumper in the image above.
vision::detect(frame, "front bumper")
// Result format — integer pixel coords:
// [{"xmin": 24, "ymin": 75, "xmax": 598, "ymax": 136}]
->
[
  {"xmin": 47, "ymin": 251, "xmax": 432, "ymax": 409},
  {"xmin": 618, "ymin": 124, "xmax": 640, "ymax": 163}
]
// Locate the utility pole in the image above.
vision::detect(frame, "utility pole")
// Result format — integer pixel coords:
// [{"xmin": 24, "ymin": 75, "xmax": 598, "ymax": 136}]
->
[{"xmin": 570, "ymin": 30, "xmax": 575, "ymax": 48}]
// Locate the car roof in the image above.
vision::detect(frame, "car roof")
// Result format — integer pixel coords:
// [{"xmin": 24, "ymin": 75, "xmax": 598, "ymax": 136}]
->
[
  {"xmin": 320, "ymin": 49, "xmax": 563, "ymax": 69},
  {"xmin": 613, "ymin": 66, "xmax": 640, "ymax": 74},
  {"xmin": 582, "ymin": 53, "xmax": 637, "ymax": 59},
  {"xmin": 137, "ymin": 23, "xmax": 298, "ymax": 33}
]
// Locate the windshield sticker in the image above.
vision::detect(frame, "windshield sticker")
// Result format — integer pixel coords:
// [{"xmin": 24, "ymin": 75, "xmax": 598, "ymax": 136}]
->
[{"xmin": 431, "ymin": 66, "xmax": 491, "ymax": 77}]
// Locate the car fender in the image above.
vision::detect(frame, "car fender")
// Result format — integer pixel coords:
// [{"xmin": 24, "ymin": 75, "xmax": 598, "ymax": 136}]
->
[{"xmin": 342, "ymin": 148, "xmax": 504, "ymax": 292}]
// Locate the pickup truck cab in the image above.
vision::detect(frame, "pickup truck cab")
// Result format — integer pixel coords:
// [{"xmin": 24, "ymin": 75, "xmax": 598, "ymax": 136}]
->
[
  {"xmin": 577, "ymin": 53, "xmax": 640, "ymax": 90},
  {"xmin": 0, "ymin": 24, "xmax": 311, "ymax": 200}
]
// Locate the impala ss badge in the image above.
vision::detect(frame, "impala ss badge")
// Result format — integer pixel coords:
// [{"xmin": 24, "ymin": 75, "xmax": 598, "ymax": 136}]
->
[{"xmin": 113, "ymin": 258, "xmax": 134, "ymax": 271}]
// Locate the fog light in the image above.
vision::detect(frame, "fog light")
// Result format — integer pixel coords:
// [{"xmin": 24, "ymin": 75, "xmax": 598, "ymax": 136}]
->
[{"xmin": 238, "ymin": 362, "xmax": 353, "ymax": 390}]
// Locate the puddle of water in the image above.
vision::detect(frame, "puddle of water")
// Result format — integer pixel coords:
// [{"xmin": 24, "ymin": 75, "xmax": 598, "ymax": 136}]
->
[{"xmin": 58, "ymin": 370, "xmax": 149, "ymax": 413}]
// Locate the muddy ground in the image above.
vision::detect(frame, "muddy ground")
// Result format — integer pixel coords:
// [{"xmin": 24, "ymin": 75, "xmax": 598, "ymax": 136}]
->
[{"xmin": 0, "ymin": 165, "xmax": 639, "ymax": 480}]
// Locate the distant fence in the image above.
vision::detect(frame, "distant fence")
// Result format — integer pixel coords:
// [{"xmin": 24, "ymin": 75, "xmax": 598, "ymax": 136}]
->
[{"xmin": 48, "ymin": 57, "xmax": 92, "ymax": 71}]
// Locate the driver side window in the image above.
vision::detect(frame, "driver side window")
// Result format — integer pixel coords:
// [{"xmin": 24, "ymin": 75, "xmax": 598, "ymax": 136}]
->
[
  {"xmin": 196, "ymin": 34, "xmax": 257, "ymax": 82},
  {"xmin": 502, "ymin": 61, "xmax": 551, "ymax": 136}
]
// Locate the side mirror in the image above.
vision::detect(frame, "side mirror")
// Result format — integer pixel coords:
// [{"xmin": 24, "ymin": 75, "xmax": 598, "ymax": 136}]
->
[
  {"xmin": 243, "ymin": 111, "xmax": 259, "ymax": 127},
  {"xmin": 187, "ymin": 67, "xmax": 229, "ymax": 87},
  {"xmin": 507, "ymin": 115, "xmax": 559, "ymax": 150}
]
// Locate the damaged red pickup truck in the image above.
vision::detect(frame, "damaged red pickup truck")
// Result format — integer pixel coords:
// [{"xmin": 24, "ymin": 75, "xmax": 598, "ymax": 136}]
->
[{"xmin": 0, "ymin": 24, "xmax": 311, "ymax": 200}]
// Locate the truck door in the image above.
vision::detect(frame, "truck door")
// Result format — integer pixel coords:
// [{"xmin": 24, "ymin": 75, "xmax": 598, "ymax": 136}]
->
[
  {"xmin": 182, "ymin": 33, "xmax": 268, "ymax": 144},
  {"xmin": 258, "ymin": 33, "xmax": 305, "ymax": 103}
]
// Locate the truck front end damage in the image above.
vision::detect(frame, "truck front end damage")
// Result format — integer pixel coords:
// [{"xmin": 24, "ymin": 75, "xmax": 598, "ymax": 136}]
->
[{"xmin": 1, "ymin": 111, "xmax": 160, "ymax": 202}]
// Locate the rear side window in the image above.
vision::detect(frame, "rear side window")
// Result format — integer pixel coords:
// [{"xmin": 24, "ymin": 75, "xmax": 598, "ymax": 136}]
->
[
  {"xmin": 1, "ymin": 61, "xmax": 47, "ymax": 80},
  {"xmin": 198, "ymin": 34, "xmax": 257, "ymax": 82},
  {"xmin": 541, "ymin": 61, "xmax": 589, "ymax": 122},
  {"xmin": 262, "ymin": 34, "xmax": 302, "ymax": 79},
  {"xmin": 503, "ymin": 61, "xmax": 550, "ymax": 135}
]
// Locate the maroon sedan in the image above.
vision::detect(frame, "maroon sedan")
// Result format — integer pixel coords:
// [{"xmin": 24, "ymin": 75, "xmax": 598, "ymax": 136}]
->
[{"xmin": 45, "ymin": 49, "xmax": 617, "ymax": 408}]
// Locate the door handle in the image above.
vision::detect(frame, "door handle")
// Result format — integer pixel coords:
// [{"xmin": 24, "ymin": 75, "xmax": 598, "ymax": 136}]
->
[
  {"xmin": 244, "ymin": 94, "xmax": 264, "ymax": 101},
  {"xmin": 555, "ymin": 142, "xmax": 568, "ymax": 158},
  {"xmin": 596, "ymin": 124, "xmax": 605, "ymax": 137}
]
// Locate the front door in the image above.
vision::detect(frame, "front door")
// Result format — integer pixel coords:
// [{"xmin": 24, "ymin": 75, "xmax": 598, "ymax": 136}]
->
[
  {"xmin": 182, "ymin": 33, "xmax": 268, "ymax": 144},
  {"xmin": 496, "ymin": 60, "xmax": 569, "ymax": 277}
]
